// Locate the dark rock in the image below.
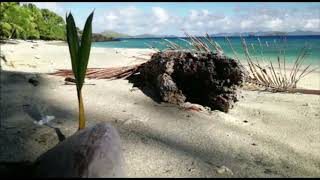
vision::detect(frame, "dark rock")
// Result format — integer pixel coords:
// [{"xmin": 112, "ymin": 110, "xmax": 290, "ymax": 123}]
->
[
  {"xmin": 132, "ymin": 50, "xmax": 245, "ymax": 112},
  {"xmin": 0, "ymin": 53, "xmax": 7, "ymax": 62},
  {"xmin": 65, "ymin": 77, "xmax": 76, "ymax": 83},
  {"xmin": 0, "ymin": 161, "xmax": 34, "ymax": 177},
  {"xmin": 32, "ymin": 123, "xmax": 125, "ymax": 177},
  {"xmin": 28, "ymin": 78, "xmax": 39, "ymax": 86}
]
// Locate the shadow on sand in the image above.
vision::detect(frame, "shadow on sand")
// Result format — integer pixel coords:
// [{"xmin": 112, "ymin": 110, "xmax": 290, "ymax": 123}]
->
[{"xmin": 0, "ymin": 70, "xmax": 317, "ymax": 177}]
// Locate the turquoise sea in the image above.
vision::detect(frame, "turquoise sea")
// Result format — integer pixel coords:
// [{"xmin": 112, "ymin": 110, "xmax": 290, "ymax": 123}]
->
[{"xmin": 92, "ymin": 36, "xmax": 320, "ymax": 65}]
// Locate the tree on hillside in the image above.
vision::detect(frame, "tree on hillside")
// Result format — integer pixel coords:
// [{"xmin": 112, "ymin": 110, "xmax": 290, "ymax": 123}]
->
[
  {"xmin": 0, "ymin": 2, "xmax": 66, "ymax": 40},
  {"xmin": 22, "ymin": 3, "xmax": 43, "ymax": 39},
  {"xmin": 39, "ymin": 9, "xmax": 66, "ymax": 40},
  {"xmin": 0, "ymin": 2, "xmax": 37, "ymax": 39}
]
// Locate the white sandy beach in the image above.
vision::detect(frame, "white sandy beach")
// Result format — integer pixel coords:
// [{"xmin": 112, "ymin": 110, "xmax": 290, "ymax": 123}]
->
[{"xmin": 1, "ymin": 40, "xmax": 320, "ymax": 177}]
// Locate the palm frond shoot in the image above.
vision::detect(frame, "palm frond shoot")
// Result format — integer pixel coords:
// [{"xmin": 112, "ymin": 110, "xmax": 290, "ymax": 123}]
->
[{"xmin": 66, "ymin": 11, "xmax": 94, "ymax": 130}]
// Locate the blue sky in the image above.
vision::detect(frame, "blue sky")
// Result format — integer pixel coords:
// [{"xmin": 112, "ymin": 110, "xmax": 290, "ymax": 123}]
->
[{"xmin": 23, "ymin": 2, "xmax": 320, "ymax": 36}]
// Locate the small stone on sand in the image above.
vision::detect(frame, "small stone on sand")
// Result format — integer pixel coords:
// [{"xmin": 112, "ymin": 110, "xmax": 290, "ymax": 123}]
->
[{"xmin": 216, "ymin": 166, "xmax": 233, "ymax": 175}]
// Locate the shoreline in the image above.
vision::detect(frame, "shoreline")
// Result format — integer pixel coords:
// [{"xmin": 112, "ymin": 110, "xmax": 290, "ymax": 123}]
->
[{"xmin": 1, "ymin": 39, "xmax": 319, "ymax": 89}]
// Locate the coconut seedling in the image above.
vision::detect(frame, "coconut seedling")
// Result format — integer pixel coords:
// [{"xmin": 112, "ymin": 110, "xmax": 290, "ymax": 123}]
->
[{"xmin": 66, "ymin": 11, "xmax": 94, "ymax": 130}]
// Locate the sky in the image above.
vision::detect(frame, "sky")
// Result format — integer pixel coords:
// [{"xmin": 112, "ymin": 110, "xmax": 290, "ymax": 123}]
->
[{"xmin": 22, "ymin": 2, "xmax": 320, "ymax": 36}]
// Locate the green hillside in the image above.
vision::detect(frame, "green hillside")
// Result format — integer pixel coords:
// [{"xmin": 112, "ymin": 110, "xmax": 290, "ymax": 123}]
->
[{"xmin": 0, "ymin": 2, "xmax": 66, "ymax": 40}]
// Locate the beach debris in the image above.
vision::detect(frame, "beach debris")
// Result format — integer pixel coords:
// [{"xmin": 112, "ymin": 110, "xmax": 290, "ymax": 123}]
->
[
  {"xmin": 216, "ymin": 165, "xmax": 233, "ymax": 175},
  {"xmin": 34, "ymin": 55, "xmax": 41, "ymax": 59},
  {"xmin": 65, "ymin": 77, "xmax": 76, "ymax": 83},
  {"xmin": 26, "ymin": 40, "xmax": 37, "ymax": 43},
  {"xmin": 49, "ymin": 32, "xmax": 320, "ymax": 96},
  {"xmin": 0, "ymin": 53, "xmax": 7, "ymax": 62},
  {"xmin": 22, "ymin": 102, "xmax": 56, "ymax": 126},
  {"xmin": 33, "ymin": 115, "xmax": 55, "ymax": 126},
  {"xmin": 65, "ymin": 76, "xmax": 76, "ymax": 82},
  {"xmin": 63, "ymin": 77, "xmax": 96, "ymax": 85},
  {"xmin": 227, "ymin": 36, "xmax": 319, "ymax": 93},
  {"xmin": 181, "ymin": 102, "xmax": 207, "ymax": 112},
  {"xmin": 32, "ymin": 122, "xmax": 125, "ymax": 177},
  {"xmin": 185, "ymin": 105, "xmax": 203, "ymax": 112},
  {"xmin": 129, "ymin": 50, "xmax": 245, "ymax": 112},
  {"xmin": 50, "ymin": 50, "xmax": 244, "ymax": 112},
  {"xmin": 155, "ymin": 33, "xmax": 320, "ymax": 95},
  {"xmin": 264, "ymin": 168, "xmax": 273, "ymax": 174},
  {"xmin": 51, "ymin": 65, "xmax": 141, "ymax": 80},
  {"xmin": 28, "ymin": 78, "xmax": 39, "ymax": 86}
]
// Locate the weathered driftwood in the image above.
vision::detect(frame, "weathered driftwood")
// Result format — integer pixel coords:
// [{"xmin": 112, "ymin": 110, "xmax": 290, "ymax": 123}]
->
[
  {"xmin": 32, "ymin": 123, "xmax": 125, "ymax": 178},
  {"xmin": 133, "ymin": 50, "xmax": 245, "ymax": 112},
  {"xmin": 50, "ymin": 65, "xmax": 140, "ymax": 80}
]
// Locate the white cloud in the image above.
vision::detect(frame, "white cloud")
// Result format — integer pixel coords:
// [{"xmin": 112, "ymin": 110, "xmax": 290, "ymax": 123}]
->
[
  {"xmin": 152, "ymin": 7, "xmax": 169, "ymax": 24},
  {"xmin": 21, "ymin": 3, "xmax": 320, "ymax": 36},
  {"xmin": 190, "ymin": 10, "xmax": 198, "ymax": 21},
  {"xmin": 305, "ymin": 19, "xmax": 320, "ymax": 30},
  {"xmin": 151, "ymin": 27, "xmax": 159, "ymax": 34},
  {"xmin": 267, "ymin": 18, "xmax": 282, "ymax": 29},
  {"xmin": 197, "ymin": 21, "xmax": 203, "ymax": 27},
  {"xmin": 105, "ymin": 13, "xmax": 118, "ymax": 21},
  {"xmin": 241, "ymin": 20, "xmax": 253, "ymax": 29},
  {"xmin": 202, "ymin": 10, "xmax": 209, "ymax": 16}
]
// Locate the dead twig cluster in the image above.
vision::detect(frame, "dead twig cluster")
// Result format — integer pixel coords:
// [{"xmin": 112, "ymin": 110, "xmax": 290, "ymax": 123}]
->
[{"xmin": 226, "ymin": 36, "xmax": 319, "ymax": 92}]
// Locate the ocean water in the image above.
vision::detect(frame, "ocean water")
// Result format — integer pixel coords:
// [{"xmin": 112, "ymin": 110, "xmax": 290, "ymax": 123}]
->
[{"xmin": 92, "ymin": 36, "xmax": 320, "ymax": 65}]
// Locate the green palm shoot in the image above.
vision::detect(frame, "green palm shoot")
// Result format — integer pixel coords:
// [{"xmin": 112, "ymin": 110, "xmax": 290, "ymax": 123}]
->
[{"xmin": 66, "ymin": 11, "xmax": 94, "ymax": 130}]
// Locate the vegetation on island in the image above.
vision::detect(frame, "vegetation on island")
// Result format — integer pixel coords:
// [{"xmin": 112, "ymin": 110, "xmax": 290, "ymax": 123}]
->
[
  {"xmin": 0, "ymin": 3, "xmax": 121, "ymax": 42},
  {"xmin": 0, "ymin": 2, "xmax": 66, "ymax": 40},
  {"xmin": 79, "ymin": 30, "xmax": 118, "ymax": 42}
]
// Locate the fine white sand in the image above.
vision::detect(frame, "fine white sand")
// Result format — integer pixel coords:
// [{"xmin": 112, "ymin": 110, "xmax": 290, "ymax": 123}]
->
[{"xmin": 1, "ymin": 40, "xmax": 320, "ymax": 177}]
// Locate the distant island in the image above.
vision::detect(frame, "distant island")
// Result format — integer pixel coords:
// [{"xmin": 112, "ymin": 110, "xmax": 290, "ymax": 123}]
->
[
  {"xmin": 78, "ymin": 30, "xmax": 121, "ymax": 42},
  {"xmin": 95, "ymin": 32, "xmax": 179, "ymax": 39},
  {"xmin": 129, "ymin": 34, "xmax": 178, "ymax": 38},
  {"xmin": 98, "ymin": 30, "xmax": 320, "ymax": 40},
  {"xmin": 209, "ymin": 30, "xmax": 320, "ymax": 37},
  {"xmin": 91, "ymin": 33, "xmax": 119, "ymax": 42},
  {"xmin": 101, "ymin": 30, "xmax": 132, "ymax": 39}
]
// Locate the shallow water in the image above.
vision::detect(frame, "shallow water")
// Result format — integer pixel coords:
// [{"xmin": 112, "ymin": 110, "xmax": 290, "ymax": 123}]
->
[{"xmin": 92, "ymin": 36, "xmax": 320, "ymax": 65}]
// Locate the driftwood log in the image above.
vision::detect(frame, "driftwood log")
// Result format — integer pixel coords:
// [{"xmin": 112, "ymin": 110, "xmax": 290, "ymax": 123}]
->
[
  {"xmin": 132, "ymin": 50, "xmax": 245, "ymax": 112},
  {"xmin": 32, "ymin": 123, "xmax": 125, "ymax": 178}
]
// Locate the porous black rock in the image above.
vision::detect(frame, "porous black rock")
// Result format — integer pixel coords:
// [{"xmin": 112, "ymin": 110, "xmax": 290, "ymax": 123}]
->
[{"xmin": 134, "ymin": 50, "xmax": 245, "ymax": 112}]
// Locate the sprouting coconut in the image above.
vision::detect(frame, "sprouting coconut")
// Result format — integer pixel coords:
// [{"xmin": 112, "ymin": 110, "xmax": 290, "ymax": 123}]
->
[
  {"xmin": 32, "ymin": 11, "xmax": 125, "ymax": 178},
  {"xmin": 65, "ymin": 10, "xmax": 94, "ymax": 130}
]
